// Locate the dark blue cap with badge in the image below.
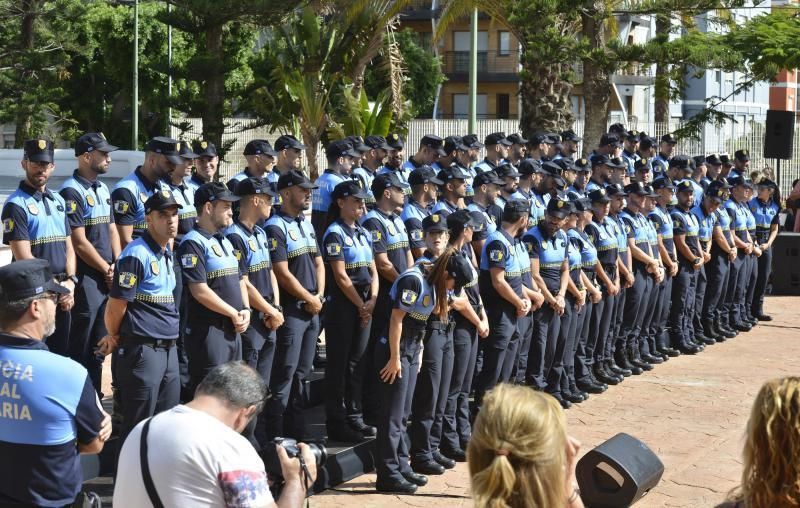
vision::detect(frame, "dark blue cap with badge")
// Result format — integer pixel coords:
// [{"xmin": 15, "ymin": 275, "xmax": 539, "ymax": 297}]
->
[
  {"xmin": 529, "ymin": 132, "xmax": 548, "ymax": 145},
  {"xmin": 600, "ymin": 133, "xmax": 622, "ymax": 147},
  {"xmin": 422, "ymin": 212, "xmax": 448, "ymax": 232},
  {"xmin": 706, "ymin": 153, "xmax": 722, "ymax": 166},
  {"xmin": 146, "ymin": 136, "xmax": 183, "ymax": 164},
  {"xmin": 706, "ymin": 179, "xmax": 732, "ymax": 202},
  {"xmin": 145, "ymin": 188, "xmax": 184, "ymax": 214},
  {"xmin": 570, "ymin": 197, "xmax": 592, "ymax": 213},
  {"xmin": 461, "ymin": 133, "xmax": 483, "ymax": 149},
  {"xmin": 484, "ymin": 132, "xmax": 513, "ymax": 146},
  {"xmin": 386, "ymin": 133, "xmax": 404, "ymax": 150},
  {"xmin": 735, "ymin": 149, "xmax": 750, "ymax": 162},
  {"xmin": 546, "ymin": 196, "xmax": 570, "ymax": 218},
  {"xmin": 675, "ymin": 180, "xmax": 695, "ymax": 194},
  {"xmin": 542, "ymin": 160, "xmax": 563, "ymax": 176},
  {"xmin": 561, "ymin": 129, "xmax": 582, "ymax": 142},
  {"xmin": 277, "ymin": 169, "xmax": 319, "ymax": 190},
  {"xmin": 727, "ymin": 175, "xmax": 753, "ymax": 189},
  {"xmin": 555, "ymin": 158, "xmax": 577, "ymax": 172},
  {"xmin": 669, "ymin": 155, "xmax": 691, "ymax": 171},
  {"xmin": 234, "ymin": 177, "xmax": 276, "ymax": 197},
  {"xmin": 193, "ymin": 140, "xmax": 218, "ymax": 157},
  {"xmin": 652, "ymin": 177, "xmax": 675, "ymax": 191},
  {"xmin": 720, "ymin": 153, "xmax": 731, "ymax": 165},
  {"xmin": 446, "ymin": 209, "xmax": 479, "ymax": 232},
  {"xmin": 0, "ymin": 259, "xmax": 70, "ymax": 301},
  {"xmin": 506, "ymin": 133, "xmax": 528, "ymax": 145},
  {"xmin": 574, "ymin": 157, "xmax": 591, "ymax": 172},
  {"xmin": 494, "ymin": 163, "xmax": 520, "ymax": 179},
  {"xmin": 443, "ymin": 135, "xmax": 467, "ymax": 153},
  {"xmin": 606, "ymin": 183, "xmax": 628, "ymax": 197},
  {"xmin": 624, "ymin": 181, "xmax": 649, "ymax": 196},
  {"xmin": 75, "ymin": 132, "xmax": 118, "ymax": 156},
  {"xmin": 692, "ymin": 155, "xmax": 707, "ymax": 168},
  {"xmin": 518, "ymin": 158, "xmax": 543, "ymax": 176},
  {"xmin": 244, "ymin": 139, "xmax": 278, "ymax": 157},
  {"xmin": 473, "ymin": 170, "xmax": 504, "ymax": 187},
  {"xmin": 346, "ymin": 135, "xmax": 370, "ymax": 153},
  {"xmin": 326, "ymin": 139, "xmax": 360, "ymax": 159},
  {"xmin": 592, "ymin": 154, "xmax": 625, "ymax": 168},
  {"xmin": 371, "ymin": 172, "xmax": 410, "ymax": 197},
  {"xmin": 409, "ymin": 165, "xmax": 444, "ymax": 186},
  {"xmin": 194, "ymin": 182, "xmax": 240, "ymax": 209},
  {"xmin": 274, "ymin": 134, "xmax": 306, "ymax": 151},
  {"xmin": 364, "ymin": 135, "xmax": 392, "ymax": 150},
  {"xmin": 437, "ymin": 165, "xmax": 469, "ymax": 183},
  {"xmin": 644, "ymin": 185, "xmax": 659, "ymax": 198},
  {"xmin": 179, "ymin": 140, "xmax": 198, "ymax": 160},
  {"xmin": 23, "ymin": 138, "xmax": 55, "ymax": 163},
  {"xmin": 446, "ymin": 253, "xmax": 474, "ymax": 292},
  {"xmin": 588, "ymin": 187, "xmax": 611, "ymax": 203},
  {"xmin": 420, "ymin": 134, "xmax": 446, "ymax": 156},
  {"xmin": 661, "ymin": 133, "xmax": 678, "ymax": 145},
  {"xmin": 505, "ymin": 199, "xmax": 530, "ymax": 216},
  {"xmin": 332, "ymin": 180, "xmax": 370, "ymax": 201},
  {"xmin": 635, "ymin": 158, "xmax": 652, "ymax": 172},
  {"xmin": 639, "ymin": 136, "xmax": 656, "ymax": 150},
  {"xmin": 624, "ymin": 130, "xmax": 641, "ymax": 142}
]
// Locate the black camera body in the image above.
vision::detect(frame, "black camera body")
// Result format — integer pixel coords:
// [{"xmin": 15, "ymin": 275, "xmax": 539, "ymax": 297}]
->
[{"xmin": 266, "ymin": 438, "xmax": 328, "ymax": 498}]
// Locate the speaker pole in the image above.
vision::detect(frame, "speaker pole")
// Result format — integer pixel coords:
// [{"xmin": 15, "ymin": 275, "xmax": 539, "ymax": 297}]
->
[{"xmin": 777, "ymin": 158, "xmax": 781, "ymax": 195}]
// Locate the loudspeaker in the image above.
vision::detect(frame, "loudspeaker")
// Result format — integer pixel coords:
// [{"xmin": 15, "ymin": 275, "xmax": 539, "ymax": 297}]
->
[
  {"xmin": 576, "ymin": 433, "xmax": 664, "ymax": 508},
  {"xmin": 764, "ymin": 109, "xmax": 795, "ymax": 159},
  {"xmin": 770, "ymin": 232, "xmax": 800, "ymax": 295}
]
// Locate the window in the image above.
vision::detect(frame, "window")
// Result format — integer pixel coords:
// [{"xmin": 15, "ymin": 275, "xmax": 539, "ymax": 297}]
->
[
  {"xmin": 499, "ymin": 31, "xmax": 511, "ymax": 56},
  {"xmin": 417, "ymin": 32, "xmax": 433, "ymax": 52},
  {"xmin": 497, "ymin": 94, "xmax": 510, "ymax": 119},
  {"xmin": 452, "ymin": 31, "xmax": 489, "ymax": 73},
  {"xmin": 453, "ymin": 94, "xmax": 488, "ymax": 119}
]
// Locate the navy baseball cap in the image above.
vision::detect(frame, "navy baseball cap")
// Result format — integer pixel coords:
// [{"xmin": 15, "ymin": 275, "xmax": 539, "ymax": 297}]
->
[
  {"xmin": 277, "ymin": 169, "xmax": 319, "ymax": 190},
  {"xmin": 727, "ymin": 175, "xmax": 753, "ymax": 189},
  {"xmin": 635, "ymin": 158, "xmax": 652, "ymax": 172},
  {"xmin": 661, "ymin": 133, "xmax": 678, "ymax": 145},
  {"xmin": 446, "ymin": 253, "xmax": 474, "ymax": 292},
  {"xmin": 371, "ymin": 172, "xmax": 410, "ymax": 197},
  {"xmin": 495, "ymin": 163, "xmax": 520, "ymax": 179},
  {"xmin": 443, "ymin": 135, "xmax": 468, "ymax": 153},
  {"xmin": 592, "ymin": 154, "xmax": 625, "ymax": 168},
  {"xmin": 364, "ymin": 135, "xmax": 392, "ymax": 150},
  {"xmin": 600, "ymin": 133, "xmax": 622, "ymax": 147},
  {"xmin": 179, "ymin": 140, "xmax": 198, "ymax": 160},
  {"xmin": 505, "ymin": 199, "xmax": 531, "ymax": 215},
  {"xmin": 461, "ymin": 133, "xmax": 483, "ymax": 149},
  {"xmin": 555, "ymin": 158, "xmax": 577, "ymax": 173},
  {"xmin": 518, "ymin": 159, "xmax": 543, "ymax": 176},
  {"xmin": 706, "ymin": 179, "xmax": 732, "ymax": 202},
  {"xmin": 542, "ymin": 160, "xmax": 563, "ymax": 176},
  {"xmin": 386, "ymin": 133, "xmax": 404, "ymax": 150},
  {"xmin": 437, "ymin": 165, "xmax": 469, "ymax": 182},
  {"xmin": 561, "ymin": 130, "xmax": 582, "ymax": 142},
  {"xmin": 734, "ymin": 149, "xmax": 750, "ymax": 162},
  {"xmin": 571, "ymin": 197, "xmax": 592, "ymax": 213},
  {"xmin": 194, "ymin": 182, "xmax": 240, "ymax": 208},
  {"xmin": 234, "ymin": 177, "xmax": 277, "ymax": 197},
  {"xmin": 692, "ymin": 155, "xmax": 707, "ymax": 168},
  {"xmin": 420, "ymin": 134, "xmax": 446, "ymax": 156},
  {"xmin": 274, "ymin": 134, "xmax": 305, "ymax": 151},
  {"xmin": 0, "ymin": 259, "xmax": 70, "ymax": 301},
  {"xmin": 606, "ymin": 183, "xmax": 628, "ymax": 197},
  {"xmin": 145, "ymin": 188, "xmax": 184, "ymax": 214},
  {"xmin": 244, "ymin": 139, "xmax": 278, "ymax": 157},
  {"xmin": 506, "ymin": 133, "xmax": 528, "ymax": 145},
  {"xmin": 669, "ymin": 155, "xmax": 691, "ymax": 171},
  {"xmin": 146, "ymin": 136, "xmax": 183, "ymax": 164},
  {"xmin": 652, "ymin": 177, "xmax": 675, "ymax": 191},
  {"xmin": 473, "ymin": 170, "xmax": 504, "ymax": 187},
  {"xmin": 706, "ymin": 153, "xmax": 722, "ymax": 166},
  {"xmin": 23, "ymin": 138, "xmax": 55, "ymax": 163},
  {"xmin": 588, "ymin": 187, "xmax": 611, "ymax": 203},
  {"xmin": 639, "ymin": 136, "xmax": 656, "ymax": 150},
  {"xmin": 624, "ymin": 130, "xmax": 641, "ymax": 142},
  {"xmin": 574, "ymin": 157, "xmax": 591, "ymax": 172},
  {"xmin": 75, "ymin": 132, "xmax": 118, "ymax": 156},
  {"xmin": 484, "ymin": 132, "xmax": 513, "ymax": 146},
  {"xmin": 446, "ymin": 209, "xmax": 479, "ymax": 232},
  {"xmin": 546, "ymin": 196, "xmax": 570, "ymax": 218},
  {"xmin": 346, "ymin": 135, "xmax": 370, "ymax": 153},
  {"xmin": 332, "ymin": 180, "xmax": 370, "ymax": 201},
  {"xmin": 409, "ymin": 165, "xmax": 444, "ymax": 186},
  {"xmin": 675, "ymin": 180, "xmax": 694, "ymax": 194},
  {"xmin": 644, "ymin": 185, "xmax": 659, "ymax": 198},
  {"xmin": 719, "ymin": 153, "xmax": 732, "ymax": 165},
  {"xmin": 624, "ymin": 181, "xmax": 649, "ymax": 196},
  {"xmin": 193, "ymin": 140, "xmax": 218, "ymax": 158},
  {"xmin": 422, "ymin": 212, "xmax": 448, "ymax": 232},
  {"xmin": 325, "ymin": 139, "xmax": 360, "ymax": 159}
]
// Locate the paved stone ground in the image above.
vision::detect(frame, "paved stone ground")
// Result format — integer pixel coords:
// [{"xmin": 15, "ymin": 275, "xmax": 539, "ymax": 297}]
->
[{"xmin": 311, "ymin": 295, "xmax": 800, "ymax": 508}]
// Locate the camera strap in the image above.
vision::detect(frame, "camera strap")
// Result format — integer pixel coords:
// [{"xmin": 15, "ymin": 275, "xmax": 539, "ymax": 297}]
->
[{"xmin": 140, "ymin": 417, "xmax": 166, "ymax": 508}]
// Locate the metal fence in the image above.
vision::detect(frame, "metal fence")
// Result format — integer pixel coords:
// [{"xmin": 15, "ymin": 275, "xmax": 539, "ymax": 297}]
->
[{"xmin": 172, "ymin": 117, "xmax": 800, "ymax": 198}]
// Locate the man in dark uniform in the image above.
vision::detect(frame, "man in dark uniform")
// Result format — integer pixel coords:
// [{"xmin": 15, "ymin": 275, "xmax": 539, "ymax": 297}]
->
[
  {"xmin": 0, "ymin": 259, "xmax": 110, "ymax": 507},
  {"xmin": 474, "ymin": 132, "xmax": 511, "ymax": 173},
  {"xmin": 353, "ymin": 135, "xmax": 392, "ymax": 208},
  {"xmin": 60, "ymin": 132, "xmax": 121, "ymax": 393},
  {"xmin": 431, "ymin": 165, "xmax": 469, "ymax": 216},
  {"xmin": 188, "ymin": 140, "xmax": 219, "ymax": 192},
  {"xmin": 402, "ymin": 166, "xmax": 442, "ymax": 259},
  {"xmin": 652, "ymin": 134, "xmax": 677, "ymax": 178},
  {"xmin": 263, "ymin": 170, "xmax": 324, "ymax": 440},
  {"xmin": 274, "ymin": 134, "xmax": 306, "ymax": 176},
  {"xmin": 98, "ymin": 190, "xmax": 183, "ymax": 445},
  {"xmin": 312, "ymin": 140, "xmax": 360, "ymax": 240},
  {"xmin": 2, "ymin": 138, "xmax": 76, "ymax": 356},
  {"xmin": 401, "ymin": 135, "xmax": 446, "ymax": 178},
  {"xmin": 226, "ymin": 139, "xmax": 278, "ymax": 192},
  {"xmin": 559, "ymin": 130, "xmax": 582, "ymax": 159},
  {"xmin": 179, "ymin": 183, "xmax": 250, "ymax": 390}
]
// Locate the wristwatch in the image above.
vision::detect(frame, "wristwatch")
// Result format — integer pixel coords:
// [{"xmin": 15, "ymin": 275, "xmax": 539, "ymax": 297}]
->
[
  {"xmin": 58, "ymin": 273, "xmax": 79, "ymax": 285},
  {"xmin": 693, "ymin": 257, "xmax": 702, "ymax": 266}
]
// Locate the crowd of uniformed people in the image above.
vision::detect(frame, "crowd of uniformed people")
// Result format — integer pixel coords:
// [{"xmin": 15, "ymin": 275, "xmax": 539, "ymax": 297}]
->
[{"xmin": 0, "ymin": 124, "xmax": 783, "ymax": 497}]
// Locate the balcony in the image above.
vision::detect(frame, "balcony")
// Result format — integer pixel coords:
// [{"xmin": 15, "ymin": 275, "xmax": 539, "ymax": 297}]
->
[
  {"xmin": 400, "ymin": 0, "xmax": 440, "ymax": 20},
  {"xmin": 612, "ymin": 63, "xmax": 656, "ymax": 86},
  {"xmin": 441, "ymin": 50, "xmax": 521, "ymax": 82}
]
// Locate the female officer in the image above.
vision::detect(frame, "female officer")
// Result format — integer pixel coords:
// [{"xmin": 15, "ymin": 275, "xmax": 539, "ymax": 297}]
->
[
  {"xmin": 606, "ymin": 184, "xmax": 636, "ymax": 374},
  {"xmin": 375, "ymin": 247, "xmax": 473, "ymax": 494},
  {"xmin": 322, "ymin": 180, "xmax": 379, "ymax": 443},
  {"xmin": 749, "ymin": 178, "xmax": 780, "ymax": 321},
  {"xmin": 742, "ymin": 175, "xmax": 761, "ymax": 326},
  {"xmin": 638, "ymin": 186, "xmax": 667, "ymax": 364}
]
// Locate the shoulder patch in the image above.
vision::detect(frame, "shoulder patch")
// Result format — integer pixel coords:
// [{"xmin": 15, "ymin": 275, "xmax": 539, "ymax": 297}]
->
[
  {"xmin": 401, "ymin": 289, "xmax": 418, "ymax": 305},
  {"xmin": 326, "ymin": 242, "xmax": 342, "ymax": 256},
  {"xmin": 268, "ymin": 237, "xmax": 278, "ymax": 251},
  {"xmin": 66, "ymin": 200, "xmax": 78, "ymax": 214},
  {"xmin": 489, "ymin": 249, "xmax": 504, "ymax": 262},
  {"xmin": 3, "ymin": 218, "xmax": 14, "ymax": 233},
  {"xmin": 371, "ymin": 230, "xmax": 382, "ymax": 242},
  {"xmin": 118, "ymin": 272, "xmax": 137, "ymax": 288},
  {"xmin": 114, "ymin": 200, "xmax": 129, "ymax": 214},
  {"xmin": 411, "ymin": 229, "xmax": 423, "ymax": 241},
  {"xmin": 181, "ymin": 254, "xmax": 198, "ymax": 268}
]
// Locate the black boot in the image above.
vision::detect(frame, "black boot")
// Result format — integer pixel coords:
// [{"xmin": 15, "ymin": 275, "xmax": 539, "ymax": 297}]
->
[
  {"xmin": 607, "ymin": 358, "xmax": 632, "ymax": 377},
  {"xmin": 594, "ymin": 364, "xmax": 619, "ymax": 385},
  {"xmin": 702, "ymin": 320, "xmax": 721, "ymax": 340},
  {"xmin": 616, "ymin": 348, "xmax": 642, "ymax": 375},
  {"xmin": 629, "ymin": 346, "xmax": 653, "ymax": 371}
]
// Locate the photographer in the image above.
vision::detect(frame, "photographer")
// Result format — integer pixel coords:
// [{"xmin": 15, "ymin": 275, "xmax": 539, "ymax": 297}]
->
[{"xmin": 114, "ymin": 362, "xmax": 317, "ymax": 508}]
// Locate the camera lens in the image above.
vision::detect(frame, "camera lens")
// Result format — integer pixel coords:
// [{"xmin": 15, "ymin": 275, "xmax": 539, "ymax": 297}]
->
[{"xmin": 307, "ymin": 443, "xmax": 327, "ymax": 467}]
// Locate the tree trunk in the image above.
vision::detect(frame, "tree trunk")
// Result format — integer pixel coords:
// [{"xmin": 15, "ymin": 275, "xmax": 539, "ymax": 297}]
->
[
  {"xmin": 202, "ymin": 24, "xmax": 225, "ymax": 155},
  {"xmin": 580, "ymin": 8, "xmax": 611, "ymax": 156},
  {"xmin": 654, "ymin": 13, "xmax": 670, "ymax": 123},
  {"xmin": 15, "ymin": 0, "xmax": 38, "ymax": 145},
  {"xmin": 519, "ymin": 59, "xmax": 574, "ymax": 137}
]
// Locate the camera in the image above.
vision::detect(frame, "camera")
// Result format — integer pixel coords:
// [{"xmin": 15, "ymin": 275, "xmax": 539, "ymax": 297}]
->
[
  {"xmin": 266, "ymin": 438, "xmax": 327, "ymax": 497},
  {"xmin": 272, "ymin": 437, "xmax": 327, "ymax": 467}
]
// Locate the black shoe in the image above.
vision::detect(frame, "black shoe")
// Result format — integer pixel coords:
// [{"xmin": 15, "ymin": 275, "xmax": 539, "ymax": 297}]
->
[
  {"xmin": 701, "ymin": 327, "xmax": 720, "ymax": 341},
  {"xmin": 608, "ymin": 360, "xmax": 632, "ymax": 377},
  {"xmin": 376, "ymin": 478, "xmax": 418, "ymax": 494},
  {"xmin": 616, "ymin": 350, "xmax": 641, "ymax": 375},
  {"xmin": 328, "ymin": 425, "xmax": 366, "ymax": 443},
  {"xmin": 594, "ymin": 365, "xmax": 619, "ymax": 385},
  {"xmin": 565, "ymin": 391, "xmax": 585, "ymax": 403},
  {"xmin": 351, "ymin": 421, "xmax": 377, "ymax": 437},
  {"xmin": 577, "ymin": 381, "xmax": 605, "ymax": 394},
  {"xmin": 677, "ymin": 343, "xmax": 700, "ymax": 354},
  {"xmin": 734, "ymin": 322, "xmax": 752, "ymax": 332},
  {"xmin": 432, "ymin": 451, "xmax": 456, "ymax": 470},
  {"xmin": 755, "ymin": 313, "xmax": 772, "ymax": 321},
  {"xmin": 557, "ymin": 398, "xmax": 572, "ymax": 409},
  {"xmin": 402, "ymin": 471, "xmax": 428, "ymax": 487},
  {"xmin": 440, "ymin": 447, "xmax": 467, "ymax": 462},
  {"xmin": 411, "ymin": 460, "xmax": 445, "ymax": 475},
  {"xmin": 659, "ymin": 347, "xmax": 681, "ymax": 357},
  {"xmin": 642, "ymin": 353, "xmax": 663, "ymax": 364}
]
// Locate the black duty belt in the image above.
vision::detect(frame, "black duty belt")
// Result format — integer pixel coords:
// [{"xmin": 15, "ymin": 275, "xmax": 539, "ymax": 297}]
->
[
  {"xmin": 429, "ymin": 320, "xmax": 455, "ymax": 333},
  {"xmin": 122, "ymin": 336, "xmax": 176, "ymax": 349}
]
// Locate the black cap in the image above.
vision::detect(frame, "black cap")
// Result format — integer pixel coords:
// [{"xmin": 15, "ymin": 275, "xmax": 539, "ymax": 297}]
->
[
  {"xmin": 635, "ymin": 158, "xmax": 652, "ymax": 172},
  {"xmin": 706, "ymin": 179, "xmax": 732, "ymax": 202},
  {"xmin": 644, "ymin": 185, "xmax": 660, "ymax": 198},
  {"xmin": 146, "ymin": 136, "xmax": 183, "ymax": 164},
  {"xmin": 494, "ymin": 163, "xmax": 520, "ymax": 179},
  {"xmin": 624, "ymin": 181, "xmax": 649, "ymax": 196},
  {"xmin": 179, "ymin": 140, "xmax": 198, "ymax": 160},
  {"xmin": 386, "ymin": 133, "xmax": 405, "ymax": 150},
  {"xmin": 734, "ymin": 149, "xmax": 750, "ymax": 162},
  {"xmin": 484, "ymin": 132, "xmax": 513, "ymax": 146},
  {"xmin": 552, "ymin": 175, "xmax": 567, "ymax": 189},
  {"xmin": 592, "ymin": 154, "xmax": 625, "ymax": 168},
  {"xmin": 364, "ymin": 135, "xmax": 392, "ymax": 150},
  {"xmin": 325, "ymin": 139, "xmax": 360, "ymax": 159},
  {"xmin": 555, "ymin": 158, "xmax": 577, "ymax": 173},
  {"xmin": 446, "ymin": 253, "xmax": 475, "ymax": 292},
  {"xmin": 529, "ymin": 132, "xmax": 548, "ymax": 145},
  {"xmin": 571, "ymin": 197, "xmax": 592, "ymax": 212},
  {"xmin": 720, "ymin": 153, "xmax": 732, "ymax": 165},
  {"xmin": 505, "ymin": 199, "xmax": 531, "ymax": 215},
  {"xmin": 624, "ymin": 130, "xmax": 641, "ymax": 142},
  {"xmin": 674, "ymin": 180, "xmax": 694, "ymax": 194},
  {"xmin": 669, "ymin": 155, "xmax": 691, "ymax": 171},
  {"xmin": 408, "ymin": 165, "xmax": 444, "ymax": 186},
  {"xmin": 23, "ymin": 138, "xmax": 55, "ymax": 163},
  {"xmin": 443, "ymin": 135, "xmax": 467, "ymax": 153},
  {"xmin": 652, "ymin": 177, "xmax": 675, "ymax": 191},
  {"xmin": 588, "ymin": 187, "xmax": 611, "ymax": 203},
  {"xmin": 606, "ymin": 183, "xmax": 628, "ymax": 197},
  {"xmin": 727, "ymin": 175, "xmax": 753, "ymax": 189},
  {"xmin": 574, "ymin": 157, "xmax": 591, "ymax": 172},
  {"xmin": 277, "ymin": 169, "xmax": 319, "ymax": 190},
  {"xmin": 75, "ymin": 132, "xmax": 118, "ymax": 156},
  {"xmin": 346, "ymin": 135, "xmax": 370, "ymax": 153},
  {"xmin": 244, "ymin": 139, "xmax": 278, "ymax": 157},
  {"xmin": 545, "ymin": 133, "xmax": 561, "ymax": 144},
  {"xmin": 600, "ymin": 133, "xmax": 622, "ymax": 147},
  {"xmin": 542, "ymin": 160, "xmax": 563, "ymax": 176},
  {"xmin": 332, "ymin": 180, "xmax": 370, "ymax": 201},
  {"xmin": 234, "ymin": 177, "xmax": 277, "ymax": 197},
  {"xmin": 194, "ymin": 182, "xmax": 240, "ymax": 208},
  {"xmin": 473, "ymin": 170, "xmax": 504, "ymax": 187},
  {"xmin": 506, "ymin": 133, "xmax": 528, "ymax": 145},
  {"xmin": 639, "ymin": 136, "xmax": 656, "ymax": 150},
  {"xmin": 437, "ymin": 165, "xmax": 469, "ymax": 183},
  {"xmin": 420, "ymin": 134, "xmax": 446, "ymax": 156},
  {"xmin": 518, "ymin": 158, "xmax": 543, "ymax": 176},
  {"xmin": 546, "ymin": 196, "xmax": 570, "ymax": 218},
  {"xmin": 422, "ymin": 212, "xmax": 448, "ymax": 232},
  {"xmin": 608, "ymin": 123, "xmax": 626, "ymax": 135},
  {"xmin": 661, "ymin": 133, "xmax": 678, "ymax": 145},
  {"xmin": 757, "ymin": 178, "xmax": 777, "ymax": 189},
  {"xmin": 193, "ymin": 140, "xmax": 218, "ymax": 158},
  {"xmin": 461, "ymin": 133, "xmax": 483, "ymax": 149},
  {"xmin": 274, "ymin": 134, "xmax": 306, "ymax": 151},
  {"xmin": 371, "ymin": 172, "xmax": 410, "ymax": 197},
  {"xmin": 0, "ymin": 259, "xmax": 70, "ymax": 301},
  {"xmin": 706, "ymin": 153, "xmax": 722, "ymax": 166},
  {"xmin": 447, "ymin": 209, "xmax": 479, "ymax": 232},
  {"xmin": 561, "ymin": 129, "xmax": 582, "ymax": 142},
  {"xmin": 145, "ymin": 188, "xmax": 184, "ymax": 214},
  {"xmin": 692, "ymin": 155, "xmax": 707, "ymax": 168}
]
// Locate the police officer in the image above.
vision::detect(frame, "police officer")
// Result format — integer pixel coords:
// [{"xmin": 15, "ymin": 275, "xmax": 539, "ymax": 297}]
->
[
  {"xmin": 98, "ymin": 190, "xmax": 182, "ymax": 444},
  {"xmin": 607, "ymin": 184, "xmax": 636, "ymax": 373},
  {"xmin": 742, "ymin": 182, "xmax": 760, "ymax": 327},
  {"xmin": 722, "ymin": 176, "xmax": 755, "ymax": 332},
  {"xmin": 0, "ymin": 259, "xmax": 110, "ymax": 507},
  {"xmin": 468, "ymin": 171, "xmax": 504, "ymax": 240},
  {"xmin": 431, "ymin": 136, "xmax": 463, "ymax": 171},
  {"xmin": 225, "ymin": 177, "xmax": 285, "ymax": 448},
  {"xmin": 402, "ymin": 166, "xmax": 441, "ymax": 259},
  {"xmin": 322, "ymin": 180, "xmax": 378, "ymax": 442},
  {"xmin": 638, "ymin": 186, "xmax": 667, "ymax": 363},
  {"xmin": 431, "ymin": 165, "xmax": 469, "ymax": 215},
  {"xmin": 2, "ymin": 138, "xmax": 76, "ymax": 356},
  {"xmin": 188, "ymin": 140, "xmax": 219, "ymax": 192},
  {"xmin": 312, "ymin": 140, "xmax": 360, "ymax": 241},
  {"xmin": 749, "ymin": 178, "xmax": 780, "ymax": 321},
  {"xmin": 691, "ymin": 182, "xmax": 724, "ymax": 344},
  {"xmin": 112, "ymin": 137, "xmax": 182, "ymax": 247},
  {"xmin": 633, "ymin": 157, "xmax": 653, "ymax": 185},
  {"xmin": 354, "ymin": 135, "xmax": 393, "ymax": 208},
  {"xmin": 274, "ymin": 134, "xmax": 307, "ymax": 176},
  {"xmin": 263, "ymin": 170, "xmax": 324, "ymax": 440},
  {"xmin": 522, "ymin": 198, "xmax": 570, "ymax": 407},
  {"xmin": 179, "ymin": 183, "xmax": 250, "ymax": 389},
  {"xmin": 402, "ymin": 134, "xmax": 446, "ymax": 177},
  {"xmin": 378, "ymin": 133, "xmax": 411, "ymax": 196},
  {"xmin": 474, "ymin": 132, "xmax": 511, "ymax": 173},
  {"xmin": 60, "ymin": 132, "xmax": 121, "ymax": 392},
  {"xmin": 568, "ymin": 158, "xmax": 592, "ymax": 196},
  {"xmin": 705, "ymin": 180, "xmax": 738, "ymax": 339},
  {"xmin": 560, "ymin": 130, "xmax": 582, "ymax": 159},
  {"xmin": 460, "ymin": 134, "xmax": 483, "ymax": 198},
  {"xmin": 506, "ymin": 133, "xmax": 528, "ymax": 166},
  {"xmin": 494, "ymin": 163, "xmax": 521, "ymax": 209},
  {"xmin": 730, "ymin": 149, "xmax": 751, "ymax": 179},
  {"xmin": 226, "ymin": 139, "xmax": 279, "ymax": 192},
  {"xmin": 652, "ymin": 134, "xmax": 677, "ymax": 178},
  {"xmin": 586, "ymin": 154, "xmax": 614, "ymax": 193},
  {"xmin": 621, "ymin": 131, "xmax": 641, "ymax": 176}
]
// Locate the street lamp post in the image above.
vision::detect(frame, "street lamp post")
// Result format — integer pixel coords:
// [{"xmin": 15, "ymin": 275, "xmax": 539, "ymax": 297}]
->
[{"xmin": 132, "ymin": 0, "xmax": 139, "ymax": 149}]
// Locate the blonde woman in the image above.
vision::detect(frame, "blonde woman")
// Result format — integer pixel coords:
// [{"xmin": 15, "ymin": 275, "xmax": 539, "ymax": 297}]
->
[
  {"xmin": 468, "ymin": 384, "xmax": 584, "ymax": 508},
  {"xmin": 719, "ymin": 377, "xmax": 800, "ymax": 507}
]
